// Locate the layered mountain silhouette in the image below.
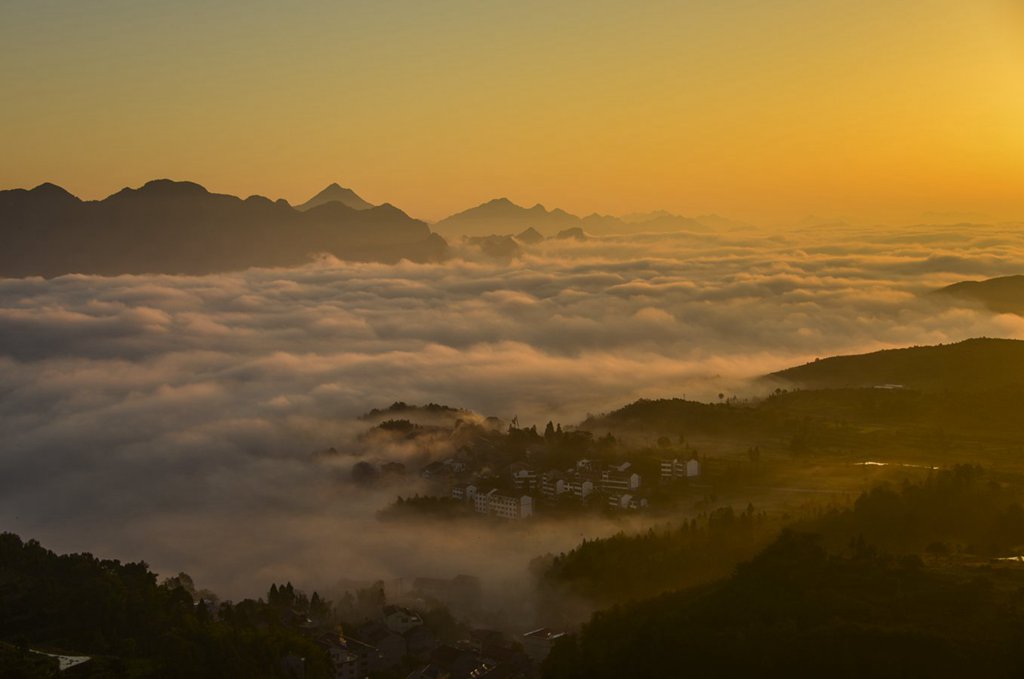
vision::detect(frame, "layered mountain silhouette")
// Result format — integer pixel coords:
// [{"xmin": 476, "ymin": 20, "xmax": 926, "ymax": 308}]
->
[
  {"xmin": 297, "ymin": 182, "xmax": 375, "ymax": 211},
  {"xmin": 765, "ymin": 337, "xmax": 1024, "ymax": 390},
  {"xmin": 934, "ymin": 275, "xmax": 1024, "ymax": 316},
  {"xmin": 432, "ymin": 197, "xmax": 724, "ymax": 239},
  {"xmin": 432, "ymin": 198, "xmax": 579, "ymax": 238},
  {"xmin": 0, "ymin": 180, "xmax": 447, "ymax": 277}
]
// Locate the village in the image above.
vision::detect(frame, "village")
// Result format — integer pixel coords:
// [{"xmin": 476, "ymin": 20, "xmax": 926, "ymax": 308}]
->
[{"xmin": 355, "ymin": 407, "xmax": 705, "ymax": 522}]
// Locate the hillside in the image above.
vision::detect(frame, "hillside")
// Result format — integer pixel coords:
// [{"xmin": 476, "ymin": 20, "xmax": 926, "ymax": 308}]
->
[
  {"xmin": 545, "ymin": 532, "xmax": 1024, "ymax": 678},
  {"xmin": 543, "ymin": 468, "xmax": 1024, "ymax": 678},
  {"xmin": 0, "ymin": 180, "xmax": 447, "ymax": 277},
  {"xmin": 935, "ymin": 275, "xmax": 1024, "ymax": 315},
  {"xmin": 765, "ymin": 338, "xmax": 1024, "ymax": 390}
]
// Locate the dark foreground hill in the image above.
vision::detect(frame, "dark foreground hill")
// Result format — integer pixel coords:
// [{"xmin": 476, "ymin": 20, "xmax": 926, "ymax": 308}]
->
[
  {"xmin": 543, "ymin": 468, "xmax": 1024, "ymax": 679},
  {"xmin": 0, "ymin": 180, "xmax": 447, "ymax": 277},
  {"xmin": 544, "ymin": 531, "xmax": 1024, "ymax": 679},
  {"xmin": 935, "ymin": 275, "xmax": 1024, "ymax": 315},
  {"xmin": 765, "ymin": 338, "xmax": 1024, "ymax": 390},
  {"xmin": 0, "ymin": 532, "xmax": 331, "ymax": 678}
]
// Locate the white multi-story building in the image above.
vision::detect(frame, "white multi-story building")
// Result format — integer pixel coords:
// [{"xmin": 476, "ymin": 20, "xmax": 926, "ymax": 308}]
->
[
  {"xmin": 607, "ymin": 493, "xmax": 648, "ymax": 510},
  {"xmin": 660, "ymin": 458, "xmax": 700, "ymax": 480},
  {"xmin": 565, "ymin": 479, "xmax": 594, "ymax": 499},
  {"xmin": 451, "ymin": 484, "xmax": 478, "ymax": 501},
  {"xmin": 540, "ymin": 472, "xmax": 567, "ymax": 498},
  {"xmin": 598, "ymin": 466, "xmax": 641, "ymax": 493},
  {"xmin": 511, "ymin": 466, "xmax": 538, "ymax": 492},
  {"xmin": 473, "ymin": 488, "xmax": 533, "ymax": 519}
]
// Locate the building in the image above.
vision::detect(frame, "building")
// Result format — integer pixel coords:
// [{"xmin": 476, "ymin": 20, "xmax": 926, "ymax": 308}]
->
[
  {"xmin": 521, "ymin": 628, "xmax": 567, "ymax": 663},
  {"xmin": 451, "ymin": 484, "xmax": 477, "ymax": 501},
  {"xmin": 318, "ymin": 633, "xmax": 375, "ymax": 679},
  {"xmin": 510, "ymin": 464, "xmax": 538, "ymax": 492},
  {"xmin": 660, "ymin": 458, "xmax": 700, "ymax": 480},
  {"xmin": 598, "ymin": 463, "xmax": 641, "ymax": 493},
  {"xmin": 383, "ymin": 605, "xmax": 423, "ymax": 634},
  {"xmin": 473, "ymin": 489, "xmax": 533, "ymax": 519},
  {"xmin": 540, "ymin": 471, "xmax": 567, "ymax": 499},
  {"xmin": 607, "ymin": 493, "xmax": 648, "ymax": 510},
  {"xmin": 565, "ymin": 479, "xmax": 594, "ymax": 499}
]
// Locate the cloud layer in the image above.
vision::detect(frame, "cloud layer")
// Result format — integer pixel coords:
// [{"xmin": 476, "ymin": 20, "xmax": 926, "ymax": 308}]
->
[{"xmin": 2, "ymin": 223, "xmax": 1024, "ymax": 604}]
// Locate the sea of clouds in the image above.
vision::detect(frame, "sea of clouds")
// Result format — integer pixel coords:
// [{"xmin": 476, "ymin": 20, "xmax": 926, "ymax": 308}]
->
[{"xmin": 2, "ymin": 222, "xmax": 1024, "ymax": 608}]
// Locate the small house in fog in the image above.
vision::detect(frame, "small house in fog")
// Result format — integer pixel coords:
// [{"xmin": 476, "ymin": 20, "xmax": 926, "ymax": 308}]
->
[
  {"xmin": 522, "ymin": 628, "xmax": 567, "ymax": 662},
  {"xmin": 383, "ymin": 605, "xmax": 423, "ymax": 634}
]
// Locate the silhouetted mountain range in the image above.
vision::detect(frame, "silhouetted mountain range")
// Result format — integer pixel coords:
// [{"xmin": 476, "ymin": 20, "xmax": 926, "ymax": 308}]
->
[
  {"xmin": 935, "ymin": 275, "xmax": 1024, "ymax": 315},
  {"xmin": 0, "ymin": 180, "xmax": 447, "ymax": 277},
  {"xmin": 432, "ymin": 197, "xmax": 728, "ymax": 238},
  {"xmin": 432, "ymin": 198, "xmax": 579, "ymax": 238},
  {"xmin": 765, "ymin": 337, "xmax": 1024, "ymax": 390}
]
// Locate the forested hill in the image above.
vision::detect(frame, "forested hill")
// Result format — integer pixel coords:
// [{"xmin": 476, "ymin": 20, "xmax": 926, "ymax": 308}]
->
[
  {"xmin": 765, "ymin": 338, "xmax": 1024, "ymax": 390},
  {"xmin": 0, "ymin": 180, "xmax": 448, "ymax": 277},
  {"xmin": 935, "ymin": 275, "xmax": 1024, "ymax": 315},
  {"xmin": 0, "ymin": 532, "xmax": 331, "ymax": 678},
  {"xmin": 542, "ymin": 467, "xmax": 1024, "ymax": 678}
]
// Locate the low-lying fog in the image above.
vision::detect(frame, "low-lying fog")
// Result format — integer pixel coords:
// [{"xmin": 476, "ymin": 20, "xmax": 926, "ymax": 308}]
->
[{"xmin": 2, "ymin": 223, "xmax": 1024, "ymax": 614}]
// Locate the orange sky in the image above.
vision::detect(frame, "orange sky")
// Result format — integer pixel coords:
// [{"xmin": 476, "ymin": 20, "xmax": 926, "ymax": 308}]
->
[{"xmin": 1, "ymin": 0, "xmax": 1023, "ymax": 224}]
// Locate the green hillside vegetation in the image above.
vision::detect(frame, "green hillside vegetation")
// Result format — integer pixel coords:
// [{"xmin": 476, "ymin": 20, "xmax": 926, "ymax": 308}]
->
[
  {"xmin": 584, "ymin": 384, "xmax": 1024, "ymax": 467},
  {"xmin": 537, "ymin": 505, "xmax": 781, "ymax": 609},
  {"xmin": 543, "ymin": 467, "xmax": 1024, "ymax": 678}
]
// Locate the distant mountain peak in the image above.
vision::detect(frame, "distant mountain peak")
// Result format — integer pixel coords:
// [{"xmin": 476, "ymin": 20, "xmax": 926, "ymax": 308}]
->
[
  {"xmin": 298, "ymin": 183, "xmax": 374, "ymax": 212},
  {"xmin": 432, "ymin": 197, "xmax": 581, "ymax": 238},
  {"xmin": 29, "ymin": 182, "xmax": 79, "ymax": 201},
  {"xmin": 516, "ymin": 227, "xmax": 545, "ymax": 244}
]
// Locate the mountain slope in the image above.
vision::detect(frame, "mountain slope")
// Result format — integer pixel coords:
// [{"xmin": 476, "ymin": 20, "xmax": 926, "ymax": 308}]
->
[
  {"xmin": 765, "ymin": 337, "xmax": 1024, "ymax": 390},
  {"xmin": 935, "ymin": 275, "xmax": 1024, "ymax": 315},
  {"xmin": 0, "ymin": 180, "xmax": 447, "ymax": 277},
  {"xmin": 297, "ymin": 182, "xmax": 375, "ymax": 211},
  {"xmin": 432, "ymin": 198, "xmax": 581, "ymax": 238}
]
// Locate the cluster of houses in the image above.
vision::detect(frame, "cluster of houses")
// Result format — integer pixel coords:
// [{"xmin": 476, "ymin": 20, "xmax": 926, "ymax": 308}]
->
[
  {"xmin": 317, "ymin": 605, "xmax": 540, "ymax": 679},
  {"xmin": 447, "ymin": 456, "xmax": 702, "ymax": 519}
]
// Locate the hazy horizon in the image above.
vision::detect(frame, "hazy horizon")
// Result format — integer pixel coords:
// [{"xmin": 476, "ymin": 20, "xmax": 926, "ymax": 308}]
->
[{"xmin": 4, "ymin": 0, "xmax": 1024, "ymax": 225}]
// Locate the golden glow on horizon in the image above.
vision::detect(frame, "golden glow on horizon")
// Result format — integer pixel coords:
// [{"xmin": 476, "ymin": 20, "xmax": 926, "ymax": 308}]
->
[{"xmin": 1, "ymin": 0, "xmax": 1022, "ymax": 224}]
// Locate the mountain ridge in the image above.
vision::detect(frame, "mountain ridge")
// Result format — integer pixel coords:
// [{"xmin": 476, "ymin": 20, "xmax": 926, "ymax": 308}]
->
[
  {"xmin": 432, "ymin": 197, "xmax": 725, "ymax": 238},
  {"xmin": 0, "ymin": 180, "xmax": 446, "ymax": 277},
  {"xmin": 934, "ymin": 275, "xmax": 1024, "ymax": 315}
]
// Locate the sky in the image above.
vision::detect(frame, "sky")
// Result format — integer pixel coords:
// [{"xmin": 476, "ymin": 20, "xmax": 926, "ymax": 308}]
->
[{"xmin": 2, "ymin": 0, "xmax": 1023, "ymax": 224}]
